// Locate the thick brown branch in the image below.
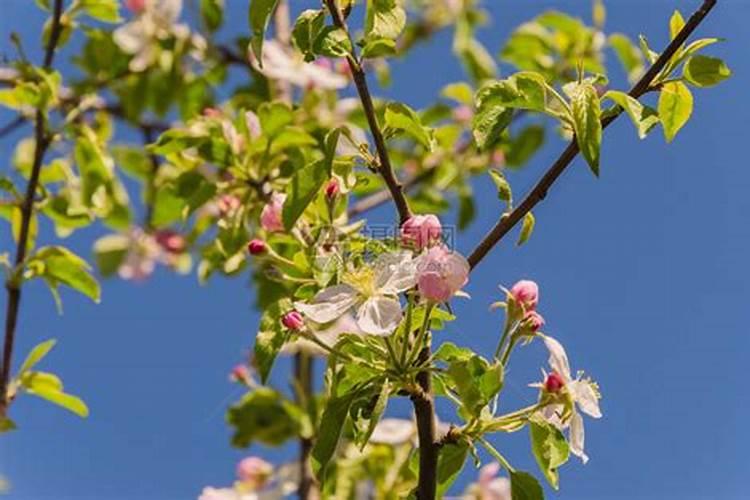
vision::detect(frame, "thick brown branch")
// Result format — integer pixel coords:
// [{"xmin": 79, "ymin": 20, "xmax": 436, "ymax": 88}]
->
[
  {"xmin": 294, "ymin": 353, "xmax": 316, "ymax": 500},
  {"xmin": 324, "ymin": 0, "xmax": 412, "ymax": 225},
  {"xmin": 411, "ymin": 344, "xmax": 438, "ymax": 500},
  {"xmin": 467, "ymin": 0, "xmax": 718, "ymax": 270},
  {"xmin": 1, "ymin": 0, "xmax": 65, "ymax": 415}
]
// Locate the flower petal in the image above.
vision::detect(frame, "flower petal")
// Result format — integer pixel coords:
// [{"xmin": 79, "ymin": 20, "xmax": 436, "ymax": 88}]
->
[
  {"xmin": 356, "ymin": 296, "xmax": 403, "ymax": 336},
  {"xmin": 294, "ymin": 284, "xmax": 358, "ymax": 324},
  {"xmin": 543, "ymin": 336, "xmax": 572, "ymax": 381},
  {"xmin": 370, "ymin": 418, "xmax": 416, "ymax": 445},
  {"xmin": 374, "ymin": 251, "xmax": 417, "ymax": 294},
  {"xmin": 570, "ymin": 380, "xmax": 602, "ymax": 419},
  {"xmin": 569, "ymin": 410, "xmax": 589, "ymax": 464}
]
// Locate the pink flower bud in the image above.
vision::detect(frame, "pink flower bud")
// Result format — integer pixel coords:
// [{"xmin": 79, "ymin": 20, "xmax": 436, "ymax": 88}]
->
[
  {"xmin": 236, "ymin": 456, "xmax": 273, "ymax": 488},
  {"xmin": 401, "ymin": 214, "xmax": 443, "ymax": 251},
  {"xmin": 247, "ymin": 239, "xmax": 267, "ymax": 255},
  {"xmin": 125, "ymin": 0, "xmax": 146, "ymax": 13},
  {"xmin": 325, "ymin": 178, "xmax": 339, "ymax": 199},
  {"xmin": 524, "ymin": 310, "xmax": 545, "ymax": 332},
  {"xmin": 155, "ymin": 230, "xmax": 186, "ymax": 254},
  {"xmin": 510, "ymin": 280, "xmax": 539, "ymax": 310},
  {"xmin": 416, "ymin": 246, "xmax": 469, "ymax": 303},
  {"xmin": 452, "ymin": 105, "xmax": 473, "ymax": 123},
  {"xmin": 230, "ymin": 364, "xmax": 250, "ymax": 384},
  {"xmin": 544, "ymin": 371, "xmax": 565, "ymax": 393},
  {"xmin": 260, "ymin": 193, "xmax": 286, "ymax": 233},
  {"xmin": 281, "ymin": 311, "xmax": 305, "ymax": 330}
]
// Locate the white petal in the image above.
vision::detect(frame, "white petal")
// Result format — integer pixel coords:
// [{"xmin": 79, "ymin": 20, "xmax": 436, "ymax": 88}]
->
[
  {"xmin": 569, "ymin": 410, "xmax": 589, "ymax": 464},
  {"xmin": 570, "ymin": 380, "xmax": 602, "ymax": 419},
  {"xmin": 374, "ymin": 251, "xmax": 417, "ymax": 294},
  {"xmin": 538, "ymin": 405, "xmax": 565, "ymax": 429},
  {"xmin": 294, "ymin": 284, "xmax": 358, "ymax": 324},
  {"xmin": 302, "ymin": 64, "xmax": 348, "ymax": 90},
  {"xmin": 113, "ymin": 22, "xmax": 146, "ymax": 54},
  {"xmin": 369, "ymin": 418, "xmax": 415, "ymax": 445},
  {"xmin": 543, "ymin": 336, "xmax": 571, "ymax": 381},
  {"xmin": 356, "ymin": 296, "xmax": 402, "ymax": 336}
]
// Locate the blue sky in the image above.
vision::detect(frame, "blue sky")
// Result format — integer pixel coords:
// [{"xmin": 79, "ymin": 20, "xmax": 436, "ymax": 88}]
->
[{"xmin": 1, "ymin": 0, "xmax": 748, "ymax": 499}]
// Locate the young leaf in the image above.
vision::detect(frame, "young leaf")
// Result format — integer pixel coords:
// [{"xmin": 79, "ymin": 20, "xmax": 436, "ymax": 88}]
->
[
  {"xmin": 570, "ymin": 82, "xmax": 602, "ymax": 176},
  {"xmin": 227, "ymin": 388, "xmax": 299, "ymax": 447},
  {"xmin": 609, "ymin": 33, "xmax": 644, "ymax": 82},
  {"xmin": 27, "ymin": 246, "xmax": 101, "ymax": 303},
  {"xmin": 18, "ymin": 339, "xmax": 57, "ymax": 375},
  {"xmin": 292, "ymin": 9, "xmax": 326, "ymax": 61},
  {"xmin": 488, "ymin": 170, "xmax": 512, "ymax": 205},
  {"xmin": 669, "ymin": 10, "xmax": 685, "ymax": 41},
  {"xmin": 254, "ymin": 300, "xmax": 292, "ymax": 384},
  {"xmin": 364, "ymin": 0, "xmax": 406, "ymax": 41},
  {"xmin": 311, "ymin": 391, "xmax": 356, "ymax": 480},
  {"xmin": 312, "ymin": 26, "xmax": 352, "ymax": 58},
  {"xmin": 383, "ymin": 102, "xmax": 435, "ymax": 150},
  {"xmin": 248, "ymin": 0, "xmax": 280, "ymax": 66},
  {"xmin": 0, "ymin": 417, "xmax": 16, "ymax": 433},
  {"xmin": 683, "ymin": 55, "xmax": 732, "ymax": 87},
  {"xmin": 529, "ymin": 419, "xmax": 570, "ymax": 489},
  {"xmin": 603, "ymin": 90, "xmax": 659, "ymax": 139},
  {"xmin": 510, "ymin": 471, "xmax": 545, "ymax": 500},
  {"xmin": 517, "ymin": 212, "xmax": 535, "ymax": 246},
  {"xmin": 22, "ymin": 371, "xmax": 89, "ymax": 418},
  {"xmin": 282, "ymin": 159, "xmax": 328, "ymax": 231},
  {"xmin": 658, "ymin": 81, "xmax": 693, "ymax": 143},
  {"xmin": 472, "ymin": 104, "xmax": 513, "ymax": 151},
  {"xmin": 436, "ymin": 441, "xmax": 470, "ymax": 497},
  {"xmin": 200, "ymin": 0, "xmax": 223, "ymax": 32}
]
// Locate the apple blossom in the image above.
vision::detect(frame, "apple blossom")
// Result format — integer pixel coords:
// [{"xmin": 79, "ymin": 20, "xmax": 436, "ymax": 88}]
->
[
  {"xmin": 400, "ymin": 214, "xmax": 442, "ymax": 250},
  {"xmin": 229, "ymin": 364, "xmax": 251, "ymax": 385},
  {"xmin": 125, "ymin": 0, "xmax": 147, "ymax": 13},
  {"xmin": 236, "ymin": 456, "xmax": 273, "ymax": 488},
  {"xmin": 281, "ymin": 314, "xmax": 361, "ymax": 356},
  {"xmin": 325, "ymin": 178, "xmax": 340, "ymax": 199},
  {"xmin": 537, "ymin": 336, "xmax": 602, "ymax": 463},
  {"xmin": 475, "ymin": 463, "xmax": 511, "ymax": 500},
  {"xmin": 415, "ymin": 246, "xmax": 470, "ymax": 303},
  {"xmin": 247, "ymin": 239, "xmax": 267, "ymax": 256},
  {"xmin": 524, "ymin": 310, "xmax": 545, "ymax": 332},
  {"xmin": 295, "ymin": 251, "xmax": 417, "ymax": 335},
  {"xmin": 281, "ymin": 311, "xmax": 305, "ymax": 331},
  {"xmin": 155, "ymin": 229, "xmax": 186, "ymax": 254},
  {"xmin": 510, "ymin": 279, "xmax": 539, "ymax": 310},
  {"xmin": 250, "ymin": 41, "xmax": 348, "ymax": 91},
  {"xmin": 260, "ymin": 193, "xmax": 286, "ymax": 232},
  {"xmin": 544, "ymin": 371, "xmax": 565, "ymax": 393}
]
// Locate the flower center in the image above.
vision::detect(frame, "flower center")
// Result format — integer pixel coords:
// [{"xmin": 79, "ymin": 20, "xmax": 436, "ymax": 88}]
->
[{"xmin": 343, "ymin": 267, "xmax": 377, "ymax": 297}]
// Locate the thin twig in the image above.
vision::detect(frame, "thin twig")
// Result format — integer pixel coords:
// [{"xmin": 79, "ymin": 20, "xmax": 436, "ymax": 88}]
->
[
  {"xmin": 324, "ymin": 0, "xmax": 412, "ymax": 225},
  {"xmin": 1, "ymin": 0, "xmax": 65, "ymax": 416},
  {"xmin": 348, "ymin": 168, "xmax": 435, "ymax": 218},
  {"xmin": 467, "ymin": 0, "xmax": 718, "ymax": 270}
]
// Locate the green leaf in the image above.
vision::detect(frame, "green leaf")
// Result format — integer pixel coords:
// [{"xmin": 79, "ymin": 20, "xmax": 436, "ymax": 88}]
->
[
  {"xmin": 570, "ymin": 82, "xmax": 602, "ymax": 176},
  {"xmin": 248, "ymin": 0, "xmax": 280, "ymax": 66},
  {"xmin": 311, "ymin": 391, "xmax": 356, "ymax": 480},
  {"xmin": 529, "ymin": 419, "xmax": 570, "ymax": 489},
  {"xmin": 361, "ymin": 37, "xmax": 397, "ymax": 59},
  {"xmin": 28, "ymin": 246, "xmax": 101, "ymax": 303},
  {"xmin": 200, "ymin": 0, "xmax": 224, "ymax": 32},
  {"xmin": 608, "ymin": 33, "xmax": 644, "ymax": 82},
  {"xmin": 93, "ymin": 233, "xmax": 130, "ymax": 277},
  {"xmin": 78, "ymin": 0, "xmax": 121, "ymax": 23},
  {"xmin": 227, "ymin": 388, "xmax": 299, "ymax": 447},
  {"xmin": 312, "ymin": 26, "xmax": 352, "ymax": 58},
  {"xmin": 476, "ymin": 72, "xmax": 549, "ymax": 113},
  {"xmin": 282, "ymin": 159, "xmax": 328, "ymax": 231},
  {"xmin": 511, "ymin": 471, "xmax": 545, "ymax": 500},
  {"xmin": 436, "ymin": 441, "xmax": 470, "ymax": 497},
  {"xmin": 488, "ymin": 170, "xmax": 512, "ymax": 205},
  {"xmin": 292, "ymin": 9, "xmax": 325, "ymax": 61},
  {"xmin": 669, "ymin": 10, "xmax": 685, "ymax": 41},
  {"xmin": 441, "ymin": 82, "xmax": 474, "ymax": 105},
  {"xmin": 517, "ymin": 212, "xmax": 535, "ymax": 247},
  {"xmin": 439, "ymin": 346, "xmax": 503, "ymax": 418},
  {"xmin": 354, "ymin": 379, "xmax": 390, "ymax": 449},
  {"xmin": 658, "ymin": 81, "xmax": 693, "ymax": 143},
  {"xmin": 364, "ymin": 0, "xmax": 406, "ymax": 41},
  {"xmin": 384, "ymin": 102, "xmax": 435, "ymax": 150},
  {"xmin": 683, "ymin": 55, "xmax": 732, "ymax": 87},
  {"xmin": 253, "ymin": 300, "xmax": 292, "ymax": 383},
  {"xmin": 505, "ymin": 125, "xmax": 545, "ymax": 167},
  {"xmin": 603, "ymin": 90, "xmax": 659, "ymax": 139},
  {"xmin": 18, "ymin": 339, "xmax": 56, "ymax": 374},
  {"xmin": 472, "ymin": 104, "xmax": 513, "ymax": 151},
  {"xmin": 23, "ymin": 371, "xmax": 89, "ymax": 417}
]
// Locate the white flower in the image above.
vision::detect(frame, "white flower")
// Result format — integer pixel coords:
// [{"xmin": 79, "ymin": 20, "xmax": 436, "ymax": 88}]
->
[
  {"xmin": 251, "ymin": 41, "xmax": 348, "ymax": 90},
  {"xmin": 281, "ymin": 314, "xmax": 362, "ymax": 357},
  {"xmin": 295, "ymin": 251, "xmax": 416, "ymax": 336},
  {"xmin": 114, "ymin": 0, "xmax": 189, "ymax": 72},
  {"xmin": 537, "ymin": 336, "xmax": 602, "ymax": 464},
  {"xmin": 369, "ymin": 418, "xmax": 416, "ymax": 445},
  {"xmin": 198, "ymin": 487, "xmax": 257, "ymax": 500}
]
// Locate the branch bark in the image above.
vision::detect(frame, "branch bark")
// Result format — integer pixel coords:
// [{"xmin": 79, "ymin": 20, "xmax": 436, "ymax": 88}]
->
[
  {"xmin": 411, "ymin": 343, "xmax": 438, "ymax": 500},
  {"xmin": 467, "ymin": 0, "xmax": 718, "ymax": 270},
  {"xmin": 324, "ymin": 0, "xmax": 412, "ymax": 225},
  {"xmin": 1, "ymin": 0, "xmax": 65, "ymax": 416},
  {"xmin": 294, "ymin": 353, "xmax": 316, "ymax": 500}
]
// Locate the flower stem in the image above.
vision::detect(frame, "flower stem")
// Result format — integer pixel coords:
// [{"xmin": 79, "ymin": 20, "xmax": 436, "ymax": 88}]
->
[{"xmin": 407, "ymin": 302, "xmax": 434, "ymax": 368}]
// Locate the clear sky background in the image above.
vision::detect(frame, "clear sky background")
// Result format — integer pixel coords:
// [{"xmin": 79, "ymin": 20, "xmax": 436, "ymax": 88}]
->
[{"xmin": 1, "ymin": 0, "xmax": 748, "ymax": 499}]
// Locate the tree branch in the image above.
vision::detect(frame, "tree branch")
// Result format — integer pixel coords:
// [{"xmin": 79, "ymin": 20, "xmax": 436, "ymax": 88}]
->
[
  {"xmin": 1, "ymin": 0, "xmax": 65, "ymax": 416},
  {"xmin": 348, "ymin": 168, "xmax": 435, "ymax": 218},
  {"xmin": 324, "ymin": 0, "xmax": 412, "ymax": 225},
  {"xmin": 294, "ymin": 353, "xmax": 316, "ymax": 500},
  {"xmin": 411, "ymin": 342, "xmax": 438, "ymax": 500},
  {"xmin": 467, "ymin": 0, "xmax": 718, "ymax": 270}
]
